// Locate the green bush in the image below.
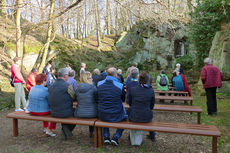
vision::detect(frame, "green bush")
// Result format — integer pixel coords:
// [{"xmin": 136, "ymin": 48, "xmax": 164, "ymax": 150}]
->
[
  {"xmin": 188, "ymin": 0, "xmax": 230, "ymax": 68},
  {"xmin": 176, "ymin": 55, "xmax": 194, "ymax": 70}
]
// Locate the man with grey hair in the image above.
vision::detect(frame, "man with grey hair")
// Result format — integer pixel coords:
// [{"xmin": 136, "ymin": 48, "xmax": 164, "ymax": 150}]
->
[
  {"xmin": 201, "ymin": 57, "xmax": 223, "ymax": 115},
  {"xmin": 97, "ymin": 67, "xmax": 127, "ymax": 146},
  {"xmin": 67, "ymin": 70, "xmax": 77, "ymax": 91},
  {"xmin": 49, "ymin": 68, "xmax": 76, "ymax": 140}
]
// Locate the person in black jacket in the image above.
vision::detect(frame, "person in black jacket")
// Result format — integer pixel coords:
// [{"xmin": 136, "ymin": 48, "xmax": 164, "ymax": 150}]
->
[
  {"xmin": 48, "ymin": 68, "xmax": 76, "ymax": 140},
  {"xmin": 92, "ymin": 68, "xmax": 103, "ymax": 87},
  {"xmin": 127, "ymin": 72, "xmax": 156, "ymax": 141}
]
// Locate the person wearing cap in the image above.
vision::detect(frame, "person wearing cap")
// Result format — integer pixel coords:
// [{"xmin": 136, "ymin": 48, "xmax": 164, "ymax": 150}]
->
[
  {"xmin": 48, "ymin": 68, "xmax": 76, "ymax": 140},
  {"xmin": 26, "ymin": 68, "xmax": 37, "ymax": 92},
  {"xmin": 11, "ymin": 57, "xmax": 27, "ymax": 112},
  {"xmin": 201, "ymin": 57, "xmax": 223, "ymax": 115},
  {"xmin": 176, "ymin": 63, "xmax": 184, "ymax": 74}
]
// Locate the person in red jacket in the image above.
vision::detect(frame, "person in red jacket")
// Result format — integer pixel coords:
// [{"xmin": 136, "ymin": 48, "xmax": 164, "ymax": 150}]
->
[
  {"xmin": 201, "ymin": 57, "xmax": 223, "ymax": 115},
  {"xmin": 11, "ymin": 57, "xmax": 27, "ymax": 111},
  {"xmin": 26, "ymin": 68, "xmax": 37, "ymax": 91}
]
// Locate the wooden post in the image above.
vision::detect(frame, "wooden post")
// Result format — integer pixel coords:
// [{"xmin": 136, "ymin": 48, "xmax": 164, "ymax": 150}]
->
[
  {"xmin": 212, "ymin": 136, "xmax": 218, "ymax": 153},
  {"xmin": 94, "ymin": 126, "xmax": 98, "ymax": 148},
  {"xmin": 197, "ymin": 112, "xmax": 201, "ymax": 124},
  {"xmin": 98, "ymin": 127, "xmax": 102, "ymax": 147},
  {"xmin": 13, "ymin": 119, "xmax": 18, "ymax": 137}
]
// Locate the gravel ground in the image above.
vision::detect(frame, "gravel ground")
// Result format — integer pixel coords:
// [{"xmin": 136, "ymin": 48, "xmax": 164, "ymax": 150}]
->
[{"xmin": 0, "ymin": 108, "xmax": 212, "ymax": 153}]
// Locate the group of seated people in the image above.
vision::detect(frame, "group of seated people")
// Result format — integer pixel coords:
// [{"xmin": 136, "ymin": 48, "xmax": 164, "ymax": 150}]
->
[
  {"xmin": 26, "ymin": 65, "xmax": 156, "ymax": 146},
  {"xmin": 26, "ymin": 62, "xmax": 191, "ymax": 146}
]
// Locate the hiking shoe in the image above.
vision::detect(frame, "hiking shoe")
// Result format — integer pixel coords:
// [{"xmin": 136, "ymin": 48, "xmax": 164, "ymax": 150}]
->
[
  {"xmin": 104, "ymin": 138, "xmax": 111, "ymax": 145},
  {"xmin": 146, "ymin": 135, "xmax": 156, "ymax": 142},
  {"xmin": 43, "ymin": 128, "xmax": 48, "ymax": 133},
  {"xmin": 111, "ymin": 138, "xmax": 119, "ymax": 146},
  {"xmin": 46, "ymin": 131, "xmax": 56, "ymax": 137},
  {"xmin": 15, "ymin": 108, "xmax": 24, "ymax": 112},
  {"xmin": 24, "ymin": 108, "xmax": 30, "ymax": 114}
]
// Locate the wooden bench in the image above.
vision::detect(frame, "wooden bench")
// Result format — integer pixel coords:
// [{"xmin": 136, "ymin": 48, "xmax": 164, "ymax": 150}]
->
[
  {"xmin": 154, "ymin": 90, "xmax": 189, "ymax": 96},
  {"xmin": 153, "ymin": 86, "xmax": 175, "ymax": 90},
  {"xmin": 6, "ymin": 111, "xmax": 99, "ymax": 147},
  {"xmin": 155, "ymin": 95, "xmax": 193, "ymax": 105},
  {"xmin": 95, "ymin": 120, "xmax": 221, "ymax": 153},
  {"xmin": 123, "ymin": 103, "xmax": 202, "ymax": 124}
]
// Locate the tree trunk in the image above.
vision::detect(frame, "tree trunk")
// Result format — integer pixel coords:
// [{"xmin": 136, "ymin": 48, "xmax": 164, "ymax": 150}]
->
[
  {"xmin": 95, "ymin": 0, "xmax": 101, "ymax": 51},
  {"xmin": 38, "ymin": 0, "xmax": 55, "ymax": 73},
  {"xmin": 15, "ymin": 0, "xmax": 23, "ymax": 58},
  {"xmin": 106, "ymin": 0, "xmax": 111, "ymax": 35},
  {"xmin": 0, "ymin": 0, "xmax": 5, "ymax": 14}
]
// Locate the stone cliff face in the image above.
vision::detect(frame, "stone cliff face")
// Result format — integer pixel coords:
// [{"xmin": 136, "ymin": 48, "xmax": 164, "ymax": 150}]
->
[
  {"xmin": 209, "ymin": 28, "xmax": 230, "ymax": 80},
  {"xmin": 115, "ymin": 22, "xmax": 190, "ymax": 69}
]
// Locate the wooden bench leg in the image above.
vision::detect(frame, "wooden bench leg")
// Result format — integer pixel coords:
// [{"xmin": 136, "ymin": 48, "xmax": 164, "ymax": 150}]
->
[
  {"xmin": 190, "ymin": 100, "xmax": 193, "ymax": 106},
  {"xmin": 13, "ymin": 119, "xmax": 18, "ymax": 137},
  {"xmin": 212, "ymin": 136, "xmax": 218, "ymax": 153},
  {"xmin": 197, "ymin": 112, "xmax": 201, "ymax": 124},
  {"xmin": 94, "ymin": 126, "xmax": 98, "ymax": 148},
  {"xmin": 98, "ymin": 127, "xmax": 103, "ymax": 147}
]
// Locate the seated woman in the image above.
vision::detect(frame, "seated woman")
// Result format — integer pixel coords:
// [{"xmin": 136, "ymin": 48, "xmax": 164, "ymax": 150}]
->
[
  {"xmin": 28, "ymin": 73, "xmax": 56, "ymax": 137},
  {"xmin": 74, "ymin": 72, "xmax": 97, "ymax": 137},
  {"xmin": 125, "ymin": 67, "xmax": 139, "ymax": 102},
  {"xmin": 127, "ymin": 72, "xmax": 156, "ymax": 144}
]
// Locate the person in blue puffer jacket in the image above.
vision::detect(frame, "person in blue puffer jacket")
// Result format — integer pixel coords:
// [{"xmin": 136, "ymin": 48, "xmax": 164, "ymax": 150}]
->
[{"xmin": 97, "ymin": 67, "xmax": 127, "ymax": 146}]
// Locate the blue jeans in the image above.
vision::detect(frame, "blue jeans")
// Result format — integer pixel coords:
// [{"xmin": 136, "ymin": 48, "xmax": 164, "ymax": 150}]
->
[
  {"xmin": 103, "ymin": 128, "xmax": 124, "ymax": 140},
  {"xmin": 89, "ymin": 126, "xmax": 94, "ymax": 134}
]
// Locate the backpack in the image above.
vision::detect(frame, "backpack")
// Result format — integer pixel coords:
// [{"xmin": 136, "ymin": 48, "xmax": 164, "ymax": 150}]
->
[
  {"xmin": 159, "ymin": 75, "xmax": 167, "ymax": 86},
  {"xmin": 10, "ymin": 76, "xmax": 15, "ymax": 87}
]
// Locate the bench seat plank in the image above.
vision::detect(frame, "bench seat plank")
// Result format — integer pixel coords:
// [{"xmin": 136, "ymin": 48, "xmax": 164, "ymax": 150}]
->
[
  {"xmin": 155, "ymin": 90, "xmax": 188, "ymax": 95},
  {"xmin": 95, "ymin": 120, "xmax": 220, "ymax": 137},
  {"xmin": 7, "ymin": 111, "xmax": 97, "ymax": 126}
]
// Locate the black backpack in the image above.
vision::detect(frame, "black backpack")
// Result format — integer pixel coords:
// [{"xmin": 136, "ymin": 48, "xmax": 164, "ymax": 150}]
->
[
  {"xmin": 159, "ymin": 75, "xmax": 167, "ymax": 86},
  {"xmin": 10, "ymin": 76, "xmax": 15, "ymax": 87}
]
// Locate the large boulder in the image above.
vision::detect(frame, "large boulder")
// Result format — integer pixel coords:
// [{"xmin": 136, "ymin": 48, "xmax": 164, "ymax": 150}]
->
[{"xmin": 209, "ymin": 30, "xmax": 230, "ymax": 80}]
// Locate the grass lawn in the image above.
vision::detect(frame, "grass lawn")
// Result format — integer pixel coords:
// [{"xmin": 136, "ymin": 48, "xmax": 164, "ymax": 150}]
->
[{"xmin": 193, "ymin": 94, "xmax": 230, "ymax": 153}]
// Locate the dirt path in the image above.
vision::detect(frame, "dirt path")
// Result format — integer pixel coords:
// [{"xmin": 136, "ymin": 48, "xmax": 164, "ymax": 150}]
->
[{"xmin": 0, "ymin": 109, "xmax": 211, "ymax": 153}]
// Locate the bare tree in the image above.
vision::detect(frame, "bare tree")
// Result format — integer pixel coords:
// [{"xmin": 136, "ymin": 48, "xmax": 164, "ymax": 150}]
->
[
  {"xmin": 38, "ymin": 0, "xmax": 55, "ymax": 72},
  {"xmin": 94, "ymin": 0, "xmax": 101, "ymax": 51},
  {"xmin": 15, "ymin": 0, "xmax": 23, "ymax": 58},
  {"xmin": 0, "ymin": 0, "xmax": 4, "ymax": 14}
]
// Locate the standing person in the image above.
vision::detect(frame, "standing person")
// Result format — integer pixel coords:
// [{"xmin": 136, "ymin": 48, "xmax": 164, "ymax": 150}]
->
[
  {"xmin": 126, "ymin": 68, "xmax": 139, "ymax": 102},
  {"xmin": 42, "ymin": 63, "xmax": 52, "ymax": 75},
  {"xmin": 201, "ymin": 58, "xmax": 223, "ymax": 115},
  {"xmin": 46, "ymin": 67, "xmax": 56, "ymax": 87},
  {"xmin": 65, "ymin": 64, "xmax": 72, "ymax": 72},
  {"xmin": 156, "ymin": 70, "xmax": 169, "ymax": 103},
  {"xmin": 117, "ymin": 69, "xmax": 124, "ymax": 84},
  {"xmin": 67, "ymin": 70, "xmax": 77, "ymax": 91},
  {"xmin": 26, "ymin": 68, "xmax": 37, "ymax": 92},
  {"xmin": 127, "ymin": 72, "xmax": 156, "ymax": 144},
  {"xmin": 28, "ymin": 73, "xmax": 56, "ymax": 137},
  {"xmin": 172, "ymin": 70, "xmax": 185, "ymax": 91},
  {"xmin": 97, "ymin": 67, "xmax": 127, "ymax": 146},
  {"xmin": 176, "ymin": 63, "xmax": 184, "ymax": 74},
  {"xmin": 11, "ymin": 57, "xmax": 27, "ymax": 112},
  {"xmin": 48, "ymin": 68, "xmax": 76, "ymax": 140},
  {"xmin": 80, "ymin": 63, "xmax": 86, "ymax": 76},
  {"xmin": 74, "ymin": 72, "xmax": 97, "ymax": 137},
  {"xmin": 92, "ymin": 68, "xmax": 103, "ymax": 87}
]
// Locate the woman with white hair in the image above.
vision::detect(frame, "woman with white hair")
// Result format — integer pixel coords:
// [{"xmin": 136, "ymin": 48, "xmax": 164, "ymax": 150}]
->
[
  {"xmin": 125, "ymin": 68, "xmax": 139, "ymax": 102},
  {"xmin": 176, "ymin": 63, "xmax": 184, "ymax": 74},
  {"xmin": 80, "ymin": 63, "xmax": 86, "ymax": 76},
  {"xmin": 201, "ymin": 57, "xmax": 223, "ymax": 115},
  {"xmin": 117, "ymin": 69, "xmax": 124, "ymax": 84}
]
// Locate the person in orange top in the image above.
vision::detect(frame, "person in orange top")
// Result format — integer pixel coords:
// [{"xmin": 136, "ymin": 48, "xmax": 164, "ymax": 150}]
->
[{"xmin": 26, "ymin": 68, "xmax": 37, "ymax": 91}]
